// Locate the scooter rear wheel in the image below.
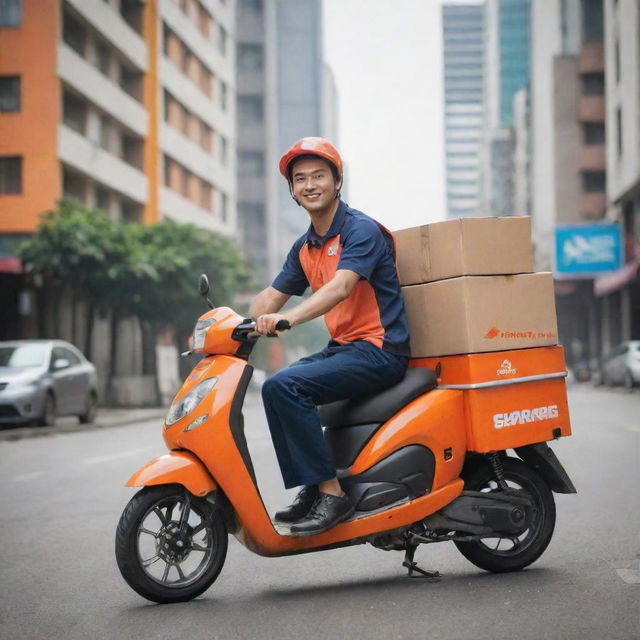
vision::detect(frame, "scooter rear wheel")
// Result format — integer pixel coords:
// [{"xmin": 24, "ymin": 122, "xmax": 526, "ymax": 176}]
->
[
  {"xmin": 454, "ymin": 457, "xmax": 556, "ymax": 573},
  {"xmin": 115, "ymin": 484, "xmax": 227, "ymax": 603}
]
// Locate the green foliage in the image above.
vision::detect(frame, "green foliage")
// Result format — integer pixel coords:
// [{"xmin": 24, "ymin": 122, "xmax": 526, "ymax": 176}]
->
[{"xmin": 18, "ymin": 201, "xmax": 251, "ymax": 334}]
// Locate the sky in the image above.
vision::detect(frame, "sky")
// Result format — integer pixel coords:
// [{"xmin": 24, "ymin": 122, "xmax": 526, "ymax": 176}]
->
[{"xmin": 323, "ymin": 0, "xmax": 447, "ymax": 230}]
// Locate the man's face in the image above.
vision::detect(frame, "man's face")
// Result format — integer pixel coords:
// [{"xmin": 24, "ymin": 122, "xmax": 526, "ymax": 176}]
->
[{"xmin": 290, "ymin": 157, "xmax": 341, "ymax": 213}]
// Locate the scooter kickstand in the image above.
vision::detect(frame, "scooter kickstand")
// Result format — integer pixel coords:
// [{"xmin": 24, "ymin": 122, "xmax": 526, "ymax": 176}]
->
[{"xmin": 402, "ymin": 545, "xmax": 442, "ymax": 580}]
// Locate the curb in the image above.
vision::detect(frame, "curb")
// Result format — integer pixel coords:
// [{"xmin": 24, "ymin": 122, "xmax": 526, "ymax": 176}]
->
[{"xmin": 0, "ymin": 408, "xmax": 168, "ymax": 442}]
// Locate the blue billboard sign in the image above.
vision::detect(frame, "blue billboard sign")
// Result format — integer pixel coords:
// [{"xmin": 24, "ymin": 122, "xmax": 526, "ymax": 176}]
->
[{"xmin": 554, "ymin": 224, "xmax": 623, "ymax": 278}]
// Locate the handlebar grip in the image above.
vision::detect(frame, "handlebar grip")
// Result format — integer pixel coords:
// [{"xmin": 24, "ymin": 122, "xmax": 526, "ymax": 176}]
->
[{"xmin": 275, "ymin": 319, "xmax": 291, "ymax": 332}]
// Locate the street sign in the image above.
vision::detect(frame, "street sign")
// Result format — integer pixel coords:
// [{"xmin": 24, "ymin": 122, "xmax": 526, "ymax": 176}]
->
[{"xmin": 554, "ymin": 224, "xmax": 623, "ymax": 278}]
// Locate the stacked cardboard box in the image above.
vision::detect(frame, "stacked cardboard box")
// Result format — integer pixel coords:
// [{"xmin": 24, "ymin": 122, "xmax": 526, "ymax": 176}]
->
[{"xmin": 393, "ymin": 217, "xmax": 559, "ymax": 358}]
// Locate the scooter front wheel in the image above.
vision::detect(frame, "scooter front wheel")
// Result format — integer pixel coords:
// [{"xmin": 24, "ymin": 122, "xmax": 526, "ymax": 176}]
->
[{"xmin": 115, "ymin": 484, "xmax": 227, "ymax": 603}]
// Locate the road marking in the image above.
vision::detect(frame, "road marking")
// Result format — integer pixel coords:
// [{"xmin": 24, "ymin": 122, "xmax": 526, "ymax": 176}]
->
[
  {"xmin": 13, "ymin": 471, "xmax": 45, "ymax": 482},
  {"xmin": 82, "ymin": 447, "xmax": 155, "ymax": 465},
  {"xmin": 628, "ymin": 426, "xmax": 640, "ymax": 433},
  {"xmin": 617, "ymin": 568, "xmax": 640, "ymax": 585}
]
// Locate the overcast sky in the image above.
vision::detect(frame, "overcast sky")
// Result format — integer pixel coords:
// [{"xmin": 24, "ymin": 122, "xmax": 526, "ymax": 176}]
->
[{"xmin": 323, "ymin": 0, "xmax": 447, "ymax": 230}]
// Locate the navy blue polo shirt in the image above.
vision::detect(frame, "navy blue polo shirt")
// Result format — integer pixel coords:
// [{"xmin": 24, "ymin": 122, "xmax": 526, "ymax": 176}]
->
[{"xmin": 272, "ymin": 201, "xmax": 410, "ymax": 357}]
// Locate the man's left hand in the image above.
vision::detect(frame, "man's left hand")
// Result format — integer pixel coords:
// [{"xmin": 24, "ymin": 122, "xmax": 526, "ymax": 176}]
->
[{"xmin": 256, "ymin": 313, "xmax": 291, "ymax": 336}]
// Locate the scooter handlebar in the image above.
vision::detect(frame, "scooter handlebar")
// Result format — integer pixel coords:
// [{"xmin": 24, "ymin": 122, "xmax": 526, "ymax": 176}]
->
[{"xmin": 243, "ymin": 319, "xmax": 291, "ymax": 340}]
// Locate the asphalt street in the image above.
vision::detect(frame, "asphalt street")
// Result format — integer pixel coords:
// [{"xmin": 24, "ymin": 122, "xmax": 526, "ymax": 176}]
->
[{"xmin": 0, "ymin": 384, "xmax": 638, "ymax": 640}]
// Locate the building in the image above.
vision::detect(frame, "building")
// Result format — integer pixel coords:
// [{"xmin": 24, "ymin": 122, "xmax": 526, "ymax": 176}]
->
[
  {"xmin": 480, "ymin": 0, "xmax": 531, "ymax": 217},
  {"xmin": 442, "ymin": 2, "xmax": 485, "ymax": 218},
  {"xmin": 0, "ymin": 0, "xmax": 236, "ymax": 401},
  {"xmin": 235, "ymin": 0, "xmax": 332, "ymax": 282},
  {"xmin": 594, "ymin": 0, "xmax": 640, "ymax": 354}
]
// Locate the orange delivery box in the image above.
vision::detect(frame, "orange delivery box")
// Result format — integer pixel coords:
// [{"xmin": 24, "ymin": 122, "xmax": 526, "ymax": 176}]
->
[{"xmin": 411, "ymin": 345, "xmax": 572, "ymax": 453}]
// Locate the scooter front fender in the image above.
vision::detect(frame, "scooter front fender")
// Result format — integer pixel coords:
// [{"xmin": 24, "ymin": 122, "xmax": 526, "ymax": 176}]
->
[{"xmin": 126, "ymin": 451, "xmax": 217, "ymax": 497}]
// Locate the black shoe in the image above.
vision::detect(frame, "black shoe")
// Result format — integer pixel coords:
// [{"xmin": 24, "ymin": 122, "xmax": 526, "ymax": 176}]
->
[
  {"xmin": 274, "ymin": 485, "xmax": 319, "ymax": 523},
  {"xmin": 290, "ymin": 492, "xmax": 355, "ymax": 536}
]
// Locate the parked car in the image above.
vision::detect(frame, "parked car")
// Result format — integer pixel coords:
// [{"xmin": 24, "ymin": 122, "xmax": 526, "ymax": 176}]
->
[
  {"xmin": 0, "ymin": 340, "xmax": 98, "ymax": 426},
  {"xmin": 601, "ymin": 340, "xmax": 640, "ymax": 389}
]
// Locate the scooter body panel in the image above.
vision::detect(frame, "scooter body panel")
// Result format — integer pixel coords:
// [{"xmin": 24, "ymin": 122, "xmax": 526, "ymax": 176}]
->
[
  {"xmin": 126, "ymin": 451, "xmax": 217, "ymax": 497},
  {"xmin": 349, "ymin": 388, "xmax": 467, "ymax": 492}
]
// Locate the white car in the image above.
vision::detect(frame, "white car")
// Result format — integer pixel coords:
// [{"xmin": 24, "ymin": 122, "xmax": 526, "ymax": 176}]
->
[
  {"xmin": 601, "ymin": 341, "xmax": 640, "ymax": 389},
  {"xmin": 0, "ymin": 340, "xmax": 98, "ymax": 426}
]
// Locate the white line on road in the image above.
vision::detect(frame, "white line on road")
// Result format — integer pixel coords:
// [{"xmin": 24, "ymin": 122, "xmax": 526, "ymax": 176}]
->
[
  {"xmin": 13, "ymin": 471, "xmax": 45, "ymax": 482},
  {"xmin": 616, "ymin": 568, "xmax": 640, "ymax": 585},
  {"xmin": 628, "ymin": 426, "xmax": 640, "ymax": 432},
  {"xmin": 82, "ymin": 447, "xmax": 156, "ymax": 465}
]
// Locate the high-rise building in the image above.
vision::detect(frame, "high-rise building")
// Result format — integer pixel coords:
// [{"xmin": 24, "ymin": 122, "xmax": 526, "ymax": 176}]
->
[
  {"xmin": 480, "ymin": 0, "xmax": 531, "ymax": 217},
  {"xmin": 236, "ymin": 0, "xmax": 333, "ymax": 282},
  {"xmin": 442, "ymin": 2, "xmax": 485, "ymax": 218}
]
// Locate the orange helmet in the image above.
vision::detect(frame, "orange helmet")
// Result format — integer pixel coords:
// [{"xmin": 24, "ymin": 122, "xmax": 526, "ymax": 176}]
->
[{"xmin": 279, "ymin": 137, "xmax": 343, "ymax": 182}]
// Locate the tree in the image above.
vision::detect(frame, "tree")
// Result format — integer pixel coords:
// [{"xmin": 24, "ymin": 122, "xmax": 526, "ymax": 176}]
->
[{"xmin": 19, "ymin": 202, "xmax": 251, "ymax": 405}]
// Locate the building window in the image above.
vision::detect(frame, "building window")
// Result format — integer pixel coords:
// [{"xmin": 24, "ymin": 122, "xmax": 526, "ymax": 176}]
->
[
  {"xmin": 0, "ymin": 76, "xmax": 20, "ymax": 112},
  {"xmin": 96, "ymin": 186, "xmax": 110, "ymax": 212},
  {"xmin": 238, "ymin": 44, "xmax": 263, "ymax": 72},
  {"xmin": 0, "ymin": 0, "xmax": 22, "ymax": 27},
  {"xmin": 581, "ymin": 73, "xmax": 604, "ymax": 95},
  {"xmin": 583, "ymin": 122, "xmax": 605, "ymax": 145},
  {"xmin": 120, "ymin": 0, "xmax": 143, "ymax": 34},
  {"xmin": 238, "ymin": 95, "xmax": 263, "ymax": 123},
  {"xmin": 220, "ymin": 192, "xmax": 228, "ymax": 222},
  {"xmin": 219, "ymin": 80, "xmax": 227, "ymax": 111},
  {"xmin": 63, "ymin": 168, "xmax": 86, "ymax": 203},
  {"xmin": 63, "ymin": 90, "xmax": 88, "ymax": 135},
  {"xmin": 616, "ymin": 106, "xmax": 623, "ymax": 157},
  {"xmin": 200, "ymin": 180, "xmax": 213, "ymax": 211},
  {"xmin": 581, "ymin": 0, "xmax": 603, "ymax": 40},
  {"xmin": 63, "ymin": 10, "xmax": 87, "ymax": 56},
  {"xmin": 217, "ymin": 24, "xmax": 227, "ymax": 56},
  {"xmin": 96, "ymin": 43, "xmax": 111, "ymax": 76},
  {"xmin": 0, "ymin": 156, "xmax": 22, "ymax": 194},
  {"xmin": 582, "ymin": 171, "xmax": 606, "ymax": 192},
  {"xmin": 219, "ymin": 136, "xmax": 227, "ymax": 165},
  {"xmin": 238, "ymin": 151, "xmax": 264, "ymax": 177},
  {"xmin": 239, "ymin": 0, "xmax": 262, "ymax": 13},
  {"xmin": 120, "ymin": 65, "xmax": 143, "ymax": 102}
]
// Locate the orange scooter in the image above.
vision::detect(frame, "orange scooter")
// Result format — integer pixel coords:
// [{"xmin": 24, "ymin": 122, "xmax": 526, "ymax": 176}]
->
[{"xmin": 115, "ymin": 275, "xmax": 576, "ymax": 604}]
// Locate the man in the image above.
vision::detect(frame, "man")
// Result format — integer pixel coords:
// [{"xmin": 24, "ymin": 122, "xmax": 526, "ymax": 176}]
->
[{"xmin": 250, "ymin": 137, "xmax": 410, "ymax": 536}]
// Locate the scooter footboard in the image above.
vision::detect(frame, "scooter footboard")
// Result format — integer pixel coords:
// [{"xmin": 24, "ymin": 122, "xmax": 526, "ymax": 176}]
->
[{"xmin": 126, "ymin": 451, "xmax": 217, "ymax": 497}]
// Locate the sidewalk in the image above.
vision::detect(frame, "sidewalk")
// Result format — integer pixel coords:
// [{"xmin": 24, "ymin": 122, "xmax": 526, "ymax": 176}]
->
[{"xmin": 0, "ymin": 405, "xmax": 168, "ymax": 442}]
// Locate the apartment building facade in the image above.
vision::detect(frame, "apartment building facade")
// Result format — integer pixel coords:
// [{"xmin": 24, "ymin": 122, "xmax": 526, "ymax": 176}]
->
[
  {"xmin": 442, "ymin": 2, "xmax": 485, "ymax": 218},
  {"xmin": 0, "ymin": 0, "xmax": 236, "ymax": 401},
  {"xmin": 594, "ymin": 0, "xmax": 640, "ymax": 353},
  {"xmin": 236, "ymin": 0, "xmax": 329, "ymax": 283}
]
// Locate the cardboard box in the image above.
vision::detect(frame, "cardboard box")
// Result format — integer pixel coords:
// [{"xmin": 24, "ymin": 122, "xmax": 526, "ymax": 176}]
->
[
  {"xmin": 393, "ymin": 216, "xmax": 534, "ymax": 286},
  {"xmin": 411, "ymin": 346, "xmax": 571, "ymax": 452},
  {"xmin": 402, "ymin": 272, "xmax": 558, "ymax": 357}
]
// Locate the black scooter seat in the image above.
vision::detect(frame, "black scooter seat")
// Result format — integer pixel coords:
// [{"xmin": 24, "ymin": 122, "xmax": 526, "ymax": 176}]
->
[{"xmin": 318, "ymin": 368, "xmax": 437, "ymax": 428}]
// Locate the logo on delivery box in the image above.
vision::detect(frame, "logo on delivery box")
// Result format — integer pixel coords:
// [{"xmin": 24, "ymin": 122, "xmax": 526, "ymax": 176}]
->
[
  {"xmin": 493, "ymin": 405, "xmax": 559, "ymax": 429},
  {"xmin": 484, "ymin": 327, "xmax": 556, "ymax": 340},
  {"xmin": 497, "ymin": 359, "xmax": 517, "ymax": 376}
]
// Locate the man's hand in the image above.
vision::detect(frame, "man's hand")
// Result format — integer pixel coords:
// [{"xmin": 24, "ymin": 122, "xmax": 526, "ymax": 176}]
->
[{"xmin": 256, "ymin": 313, "xmax": 290, "ymax": 336}]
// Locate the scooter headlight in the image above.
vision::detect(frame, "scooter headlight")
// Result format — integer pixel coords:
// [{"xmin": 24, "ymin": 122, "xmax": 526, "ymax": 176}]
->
[
  {"xmin": 165, "ymin": 377, "xmax": 218, "ymax": 426},
  {"xmin": 192, "ymin": 317, "xmax": 217, "ymax": 351}
]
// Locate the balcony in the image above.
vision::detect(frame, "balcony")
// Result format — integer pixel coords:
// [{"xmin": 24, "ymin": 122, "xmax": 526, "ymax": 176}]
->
[
  {"xmin": 579, "ymin": 145, "xmax": 606, "ymax": 171},
  {"xmin": 578, "ymin": 40, "xmax": 604, "ymax": 74},
  {"xmin": 578, "ymin": 192, "xmax": 606, "ymax": 220},
  {"xmin": 65, "ymin": 0, "xmax": 147, "ymax": 71},
  {"xmin": 578, "ymin": 95, "xmax": 605, "ymax": 122},
  {"xmin": 58, "ymin": 43, "xmax": 147, "ymax": 137},
  {"xmin": 58, "ymin": 124, "xmax": 147, "ymax": 204}
]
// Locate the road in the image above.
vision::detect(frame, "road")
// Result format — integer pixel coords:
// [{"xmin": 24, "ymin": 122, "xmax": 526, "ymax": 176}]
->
[{"xmin": 0, "ymin": 385, "xmax": 638, "ymax": 640}]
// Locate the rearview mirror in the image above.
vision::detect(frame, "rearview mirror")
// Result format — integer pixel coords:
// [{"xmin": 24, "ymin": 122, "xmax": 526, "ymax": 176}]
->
[{"xmin": 198, "ymin": 274, "xmax": 210, "ymax": 296}]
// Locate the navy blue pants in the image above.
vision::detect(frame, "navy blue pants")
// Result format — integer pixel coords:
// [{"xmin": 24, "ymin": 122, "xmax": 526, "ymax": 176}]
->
[{"xmin": 262, "ymin": 340, "xmax": 408, "ymax": 489}]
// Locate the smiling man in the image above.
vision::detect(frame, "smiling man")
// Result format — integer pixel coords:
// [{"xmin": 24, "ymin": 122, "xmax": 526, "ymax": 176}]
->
[{"xmin": 249, "ymin": 137, "xmax": 410, "ymax": 536}]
